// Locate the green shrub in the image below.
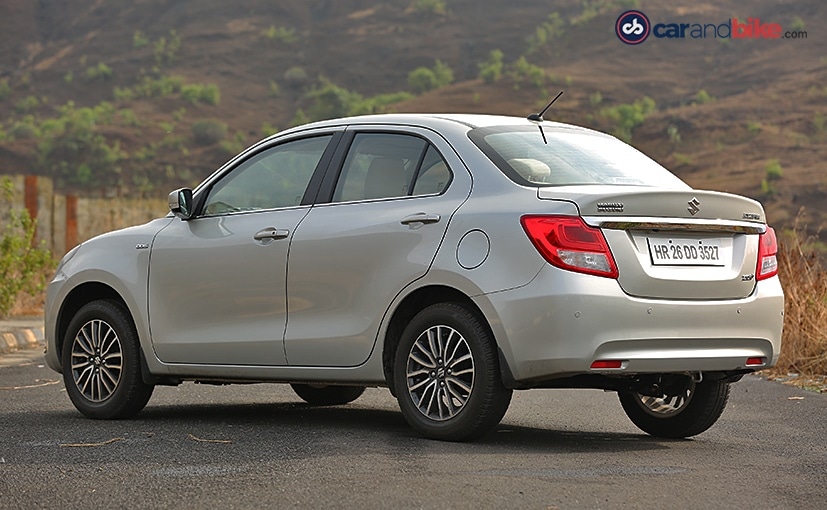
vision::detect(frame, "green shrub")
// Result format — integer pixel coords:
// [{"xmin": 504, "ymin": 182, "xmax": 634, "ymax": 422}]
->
[
  {"xmin": 694, "ymin": 89, "xmax": 714, "ymax": 104},
  {"xmin": 181, "ymin": 83, "xmax": 221, "ymax": 105},
  {"xmin": 746, "ymin": 120, "xmax": 762, "ymax": 134},
  {"xmin": 290, "ymin": 109, "xmax": 309, "ymax": 127},
  {"xmin": 672, "ymin": 152, "xmax": 692, "ymax": 165},
  {"xmin": 0, "ymin": 78, "xmax": 10, "ymax": 100},
  {"xmin": 667, "ymin": 124, "xmax": 681, "ymax": 144},
  {"xmin": 284, "ymin": 66, "xmax": 308, "ymax": 86},
  {"xmin": 10, "ymin": 121, "xmax": 40, "ymax": 139},
  {"xmin": 765, "ymin": 159, "xmax": 783, "ymax": 180},
  {"xmin": 261, "ymin": 122, "xmax": 280, "ymax": 137},
  {"xmin": 154, "ymin": 30, "xmax": 181, "ymax": 64},
  {"xmin": 0, "ymin": 177, "xmax": 54, "ymax": 318},
  {"xmin": 15, "ymin": 95, "xmax": 40, "ymax": 113},
  {"xmin": 508, "ymin": 56, "xmax": 546, "ymax": 89},
  {"xmin": 262, "ymin": 25, "xmax": 297, "ymax": 43},
  {"xmin": 412, "ymin": 0, "xmax": 447, "ymax": 15},
  {"xmin": 118, "ymin": 108, "xmax": 142, "ymax": 127},
  {"xmin": 268, "ymin": 80, "xmax": 281, "ymax": 98},
  {"xmin": 813, "ymin": 113, "xmax": 825, "ymax": 134},
  {"xmin": 36, "ymin": 101, "xmax": 128, "ymax": 186},
  {"xmin": 220, "ymin": 131, "xmax": 247, "ymax": 155},
  {"xmin": 526, "ymin": 12, "xmax": 565, "ymax": 53},
  {"xmin": 304, "ymin": 77, "xmax": 363, "ymax": 120},
  {"xmin": 133, "ymin": 30, "xmax": 149, "ymax": 48},
  {"xmin": 760, "ymin": 178, "xmax": 775, "ymax": 196},
  {"xmin": 85, "ymin": 62, "xmax": 113, "ymax": 81},
  {"xmin": 791, "ymin": 17, "xmax": 805, "ymax": 32},
  {"xmin": 478, "ymin": 49, "xmax": 504, "ymax": 84},
  {"xmin": 407, "ymin": 60, "xmax": 453, "ymax": 94},
  {"xmin": 600, "ymin": 96, "xmax": 656, "ymax": 142},
  {"xmin": 191, "ymin": 119, "xmax": 227, "ymax": 146},
  {"xmin": 118, "ymin": 74, "xmax": 184, "ymax": 100},
  {"xmin": 349, "ymin": 91, "xmax": 413, "ymax": 115}
]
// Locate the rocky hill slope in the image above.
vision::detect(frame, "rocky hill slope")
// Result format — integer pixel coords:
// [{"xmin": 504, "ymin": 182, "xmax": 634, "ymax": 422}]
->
[{"xmin": 0, "ymin": 0, "xmax": 824, "ymax": 239}]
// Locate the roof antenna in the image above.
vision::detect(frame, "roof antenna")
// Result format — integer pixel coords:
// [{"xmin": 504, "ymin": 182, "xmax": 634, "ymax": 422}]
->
[{"xmin": 527, "ymin": 90, "xmax": 564, "ymax": 144}]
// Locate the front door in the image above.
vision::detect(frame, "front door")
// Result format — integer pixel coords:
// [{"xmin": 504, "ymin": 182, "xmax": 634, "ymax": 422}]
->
[{"xmin": 148, "ymin": 134, "xmax": 335, "ymax": 365}]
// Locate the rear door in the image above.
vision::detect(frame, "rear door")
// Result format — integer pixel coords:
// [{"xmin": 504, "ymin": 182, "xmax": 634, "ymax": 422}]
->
[{"xmin": 284, "ymin": 127, "xmax": 471, "ymax": 366}]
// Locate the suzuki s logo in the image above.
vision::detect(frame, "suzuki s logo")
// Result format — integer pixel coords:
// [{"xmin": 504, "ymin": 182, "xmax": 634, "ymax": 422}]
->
[
  {"xmin": 687, "ymin": 197, "xmax": 701, "ymax": 216},
  {"xmin": 616, "ymin": 10, "xmax": 651, "ymax": 45}
]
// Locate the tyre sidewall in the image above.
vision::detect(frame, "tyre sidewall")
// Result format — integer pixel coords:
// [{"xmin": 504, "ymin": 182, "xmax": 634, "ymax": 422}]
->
[
  {"xmin": 619, "ymin": 379, "xmax": 730, "ymax": 438},
  {"xmin": 61, "ymin": 300, "xmax": 150, "ymax": 419},
  {"xmin": 394, "ymin": 303, "xmax": 510, "ymax": 441}
]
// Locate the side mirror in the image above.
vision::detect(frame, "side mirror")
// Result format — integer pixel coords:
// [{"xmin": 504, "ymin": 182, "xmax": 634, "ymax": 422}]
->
[{"xmin": 169, "ymin": 188, "xmax": 194, "ymax": 220}]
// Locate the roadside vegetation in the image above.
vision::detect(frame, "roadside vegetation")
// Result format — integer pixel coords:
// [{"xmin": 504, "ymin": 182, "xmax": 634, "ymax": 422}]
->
[
  {"xmin": 0, "ymin": 178, "xmax": 54, "ymax": 318},
  {"xmin": 773, "ymin": 223, "xmax": 827, "ymax": 377}
]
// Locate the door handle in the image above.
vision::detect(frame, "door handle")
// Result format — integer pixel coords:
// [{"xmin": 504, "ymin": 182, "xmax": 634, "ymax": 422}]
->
[
  {"xmin": 253, "ymin": 227, "xmax": 290, "ymax": 241},
  {"xmin": 400, "ymin": 213, "xmax": 441, "ymax": 225}
]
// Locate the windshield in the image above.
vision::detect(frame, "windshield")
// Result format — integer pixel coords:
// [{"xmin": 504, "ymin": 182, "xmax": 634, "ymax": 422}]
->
[{"xmin": 468, "ymin": 126, "xmax": 687, "ymax": 188}]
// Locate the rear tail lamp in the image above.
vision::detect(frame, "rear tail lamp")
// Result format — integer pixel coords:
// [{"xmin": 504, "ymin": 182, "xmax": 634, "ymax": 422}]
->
[
  {"xmin": 521, "ymin": 215, "xmax": 619, "ymax": 279},
  {"xmin": 756, "ymin": 227, "xmax": 778, "ymax": 281}
]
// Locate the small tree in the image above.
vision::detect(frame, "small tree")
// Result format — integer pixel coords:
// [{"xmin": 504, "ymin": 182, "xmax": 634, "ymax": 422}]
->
[
  {"xmin": 478, "ymin": 49, "xmax": 504, "ymax": 84},
  {"xmin": 0, "ymin": 178, "xmax": 54, "ymax": 318},
  {"xmin": 407, "ymin": 60, "xmax": 453, "ymax": 94}
]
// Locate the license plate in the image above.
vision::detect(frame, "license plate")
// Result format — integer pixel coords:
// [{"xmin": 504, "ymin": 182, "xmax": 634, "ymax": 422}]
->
[{"xmin": 647, "ymin": 237, "xmax": 725, "ymax": 266}]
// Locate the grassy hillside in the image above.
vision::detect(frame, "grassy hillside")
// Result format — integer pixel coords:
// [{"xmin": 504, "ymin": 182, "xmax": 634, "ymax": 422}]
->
[{"xmin": 0, "ymin": 0, "xmax": 825, "ymax": 240}]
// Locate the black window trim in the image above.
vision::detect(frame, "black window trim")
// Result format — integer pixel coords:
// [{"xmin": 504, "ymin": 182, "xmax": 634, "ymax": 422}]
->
[
  {"xmin": 190, "ymin": 130, "xmax": 344, "ymax": 218},
  {"xmin": 314, "ymin": 128, "xmax": 454, "ymax": 205}
]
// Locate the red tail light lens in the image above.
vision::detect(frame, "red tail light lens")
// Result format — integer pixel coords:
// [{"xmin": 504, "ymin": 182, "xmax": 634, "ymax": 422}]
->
[
  {"xmin": 756, "ymin": 227, "xmax": 778, "ymax": 281},
  {"xmin": 521, "ymin": 215, "xmax": 619, "ymax": 279}
]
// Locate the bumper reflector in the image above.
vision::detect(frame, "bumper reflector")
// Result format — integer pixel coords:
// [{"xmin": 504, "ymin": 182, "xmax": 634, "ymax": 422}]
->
[
  {"xmin": 590, "ymin": 360, "xmax": 624, "ymax": 369},
  {"xmin": 745, "ymin": 357, "xmax": 766, "ymax": 367}
]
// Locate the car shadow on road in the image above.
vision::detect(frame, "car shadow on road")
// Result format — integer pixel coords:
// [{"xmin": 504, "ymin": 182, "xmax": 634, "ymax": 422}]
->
[{"xmin": 132, "ymin": 400, "xmax": 675, "ymax": 454}]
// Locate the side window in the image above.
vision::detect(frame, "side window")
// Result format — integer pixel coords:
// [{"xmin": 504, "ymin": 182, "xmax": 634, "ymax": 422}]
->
[
  {"xmin": 202, "ymin": 135, "xmax": 332, "ymax": 215},
  {"xmin": 412, "ymin": 145, "xmax": 451, "ymax": 196},
  {"xmin": 332, "ymin": 133, "xmax": 452, "ymax": 202}
]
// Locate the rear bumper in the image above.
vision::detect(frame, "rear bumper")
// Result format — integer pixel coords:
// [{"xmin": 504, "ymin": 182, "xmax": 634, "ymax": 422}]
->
[{"xmin": 475, "ymin": 265, "xmax": 784, "ymax": 385}]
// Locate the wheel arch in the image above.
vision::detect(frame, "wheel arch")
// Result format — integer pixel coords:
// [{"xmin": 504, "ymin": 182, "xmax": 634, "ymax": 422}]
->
[
  {"xmin": 56, "ymin": 282, "xmax": 132, "ymax": 364},
  {"xmin": 381, "ymin": 284, "xmax": 504, "ymax": 395}
]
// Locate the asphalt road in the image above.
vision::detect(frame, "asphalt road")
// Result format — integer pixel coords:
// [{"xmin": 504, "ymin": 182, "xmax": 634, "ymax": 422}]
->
[{"xmin": 1, "ymin": 350, "xmax": 825, "ymax": 510}]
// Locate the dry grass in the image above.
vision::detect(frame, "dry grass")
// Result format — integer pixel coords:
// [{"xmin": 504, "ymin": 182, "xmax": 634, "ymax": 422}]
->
[{"xmin": 772, "ymin": 225, "xmax": 827, "ymax": 376}]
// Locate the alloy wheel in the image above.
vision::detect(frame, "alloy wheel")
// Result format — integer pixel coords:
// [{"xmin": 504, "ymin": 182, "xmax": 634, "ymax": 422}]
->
[
  {"xmin": 69, "ymin": 319, "xmax": 123, "ymax": 403},
  {"xmin": 405, "ymin": 325, "xmax": 475, "ymax": 421},
  {"xmin": 635, "ymin": 381, "xmax": 696, "ymax": 417}
]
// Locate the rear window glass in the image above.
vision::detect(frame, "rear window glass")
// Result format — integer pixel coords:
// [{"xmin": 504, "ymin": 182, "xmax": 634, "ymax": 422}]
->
[{"xmin": 468, "ymin": 126, "xmax": 687, "ymax": 188}]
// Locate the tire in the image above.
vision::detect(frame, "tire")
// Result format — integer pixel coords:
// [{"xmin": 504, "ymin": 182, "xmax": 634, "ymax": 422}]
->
[
  {"xmin": 393, "ymin": 303, "xmax": 512, "ymax": 442},
  {"xmin": 618, "ymin": 378, "xmax": 731, "ymax": 438},
  {"xmin": 61, "ymin": 300, "xmax": 154, "ymax": 419},
  {"xmin": 290, "ymin": 384, "xmax": 366, "ymax": 405}
]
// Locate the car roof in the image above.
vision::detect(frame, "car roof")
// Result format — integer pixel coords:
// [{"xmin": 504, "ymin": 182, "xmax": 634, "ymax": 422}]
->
[{"xmin": 274, "ymin": 113, "xmax": 596, "ymax": 137}]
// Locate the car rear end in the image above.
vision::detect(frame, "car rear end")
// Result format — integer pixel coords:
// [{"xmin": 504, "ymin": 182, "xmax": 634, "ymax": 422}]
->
[{"xmin": 465, "ymin": 122, "xmax": 784, "ymax": 386}]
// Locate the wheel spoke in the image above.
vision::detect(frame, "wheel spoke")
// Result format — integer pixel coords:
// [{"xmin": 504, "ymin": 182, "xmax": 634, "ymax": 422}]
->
[
  {"xmin": 446, "ymin": 375, "xmax": 472, "ymax": 394},
  {"xmin": 409, "ymin": 351, "xmax": 436, "ymax": 369}
]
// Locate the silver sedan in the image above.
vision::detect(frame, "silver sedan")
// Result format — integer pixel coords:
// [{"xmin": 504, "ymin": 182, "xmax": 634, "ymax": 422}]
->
[{"xmin": 44, "ymin": 113, "xmax": 784, "ymax": 441}]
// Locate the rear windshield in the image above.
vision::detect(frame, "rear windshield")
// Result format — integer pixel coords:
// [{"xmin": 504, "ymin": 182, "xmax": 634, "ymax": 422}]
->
[{"xmin": 468, "ymin": 125, "xmax": 687, "ymax": 188}]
